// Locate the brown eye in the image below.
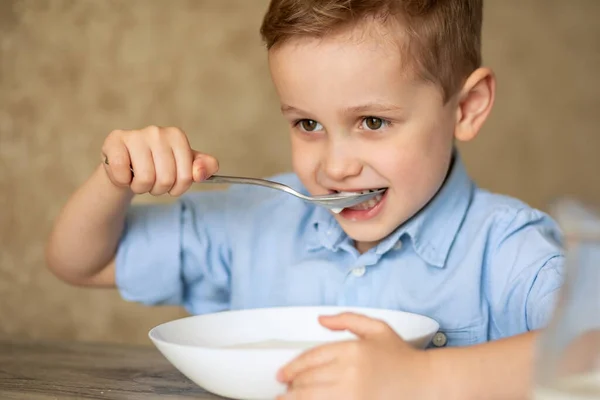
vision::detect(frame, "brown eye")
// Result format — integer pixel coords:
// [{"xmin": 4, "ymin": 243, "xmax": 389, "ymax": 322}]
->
[
  {"xmin": 364, "ymin": 117, "xmax": 384, "ymax": 130},
  {"xmin": 299, "ymin": 119, "xmax": 321, "ymax": 132}
]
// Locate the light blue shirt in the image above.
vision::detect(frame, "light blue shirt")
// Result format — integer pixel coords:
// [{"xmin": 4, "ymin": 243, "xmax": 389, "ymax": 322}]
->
[{"xmin": 116, "ymin": 153, "xmax": 565, "ymax": 347}]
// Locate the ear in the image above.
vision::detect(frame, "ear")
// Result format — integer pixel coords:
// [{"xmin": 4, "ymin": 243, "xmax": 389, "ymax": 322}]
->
[{"xmin": 454, "ymin": 67, "xmax": 496, "ymax": 142}]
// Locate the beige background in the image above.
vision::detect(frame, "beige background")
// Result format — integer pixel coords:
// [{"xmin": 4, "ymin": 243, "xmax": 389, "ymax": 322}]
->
[{"xmin": 0, "ymin": 0, "xmax": 598, "ymax": 345}]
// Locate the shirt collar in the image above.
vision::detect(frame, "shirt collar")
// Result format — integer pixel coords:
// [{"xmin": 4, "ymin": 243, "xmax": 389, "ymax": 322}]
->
[{"xmin": 306, "ymin": 152, "xmax": 474, "ymax": 267}]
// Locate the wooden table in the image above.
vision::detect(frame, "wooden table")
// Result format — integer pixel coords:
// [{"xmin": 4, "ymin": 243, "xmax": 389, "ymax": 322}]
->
[{"xmin": 0, "ymin": 340, "xmax": 227, "ymax": 399}]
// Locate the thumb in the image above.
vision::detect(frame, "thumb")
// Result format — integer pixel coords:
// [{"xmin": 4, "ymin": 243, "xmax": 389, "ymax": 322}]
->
[
  {"xmin": 318, "ymin": 312, "xmax": 395, "ymax": 340},
  {"xmin": 191, "ymin": 150, "xmax": 219, "ymax": 182}
]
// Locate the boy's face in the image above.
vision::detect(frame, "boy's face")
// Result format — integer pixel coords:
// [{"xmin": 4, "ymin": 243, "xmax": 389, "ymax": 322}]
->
[{"xmin": 268, "ymin": 24, "xmax": 461, "ymax": 252}]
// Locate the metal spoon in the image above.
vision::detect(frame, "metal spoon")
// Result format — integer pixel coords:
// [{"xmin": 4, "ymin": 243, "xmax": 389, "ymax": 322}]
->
[
  {"xmin": 203, "ymin": 175, "xmax": 385, "ymax": 210},
  {"xmin": 103, "ymin": 157, "xmax": 385, "ymax": 210}
]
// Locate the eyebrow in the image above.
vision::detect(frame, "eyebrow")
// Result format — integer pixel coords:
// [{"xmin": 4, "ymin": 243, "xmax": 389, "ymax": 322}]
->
[
  {"xmin": 342, "ymin": 102, "xmax": 405, "ymax": 114},
  {"xmin": 280, "ymin": 102, "xmax": 404, "ymax": 115}
]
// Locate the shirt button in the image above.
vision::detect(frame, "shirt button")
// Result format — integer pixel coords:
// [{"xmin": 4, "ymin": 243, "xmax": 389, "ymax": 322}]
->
[
  {"xmin": 393, "ymin": 241, "xmax": 403, "ymax": 251},
  {"xmin": 351, "ymin": 266, "xmax": 366, "ymax": 277},
  {"xmin": 431, "ymin": 332, "xmax": 448, "ymax": 347}
]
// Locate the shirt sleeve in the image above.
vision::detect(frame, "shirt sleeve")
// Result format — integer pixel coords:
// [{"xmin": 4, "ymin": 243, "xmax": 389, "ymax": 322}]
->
[
  {"xmin": 487, "ymin": 208, "xmax": 565, "ymax": 338},
  {"xmin": 115, "ymin": 190, "xmax": 232, "ymax": 315},
  {"xmin": 525, "ymin": 255, "xmax": 564, "ymax": 330}
]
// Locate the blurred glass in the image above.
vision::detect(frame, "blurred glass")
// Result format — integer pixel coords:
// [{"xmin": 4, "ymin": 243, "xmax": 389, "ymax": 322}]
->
[{"xmin": 532, "ymin": 199, "xmax": 600, "ymax": 399}]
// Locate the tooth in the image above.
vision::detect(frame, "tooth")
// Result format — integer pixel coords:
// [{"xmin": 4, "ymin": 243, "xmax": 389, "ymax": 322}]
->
[
  {"xmin": 331, "ymin": 207, "xmax": 343, "ymax": 214},
  {"xmin": 347, "ymin": 192, "xmax": 385, "ymax": 211},
  {"xmin": 336, "ymin": 189, "xmax": 384, "ymax": 197}
]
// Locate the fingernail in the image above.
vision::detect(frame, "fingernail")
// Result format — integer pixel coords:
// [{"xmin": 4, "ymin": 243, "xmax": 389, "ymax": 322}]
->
[
  {"xmin": 194, "ymin": 167, "xmax": 206, "ymax": 182},
  {"xmin": 276, "ymin": 369, "xmax": 285, "ymax": 382}
]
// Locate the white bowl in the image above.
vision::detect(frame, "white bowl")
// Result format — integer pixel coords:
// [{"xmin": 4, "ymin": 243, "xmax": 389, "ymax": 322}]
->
[{"xmin": 149, "ymin": 306, "xmax": 439, "ymax": 400}]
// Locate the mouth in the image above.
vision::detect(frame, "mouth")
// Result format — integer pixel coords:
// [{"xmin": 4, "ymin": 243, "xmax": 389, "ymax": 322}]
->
[{"xmin": 330, "ymin": 188, "xmax": 388, "ymax": 214}]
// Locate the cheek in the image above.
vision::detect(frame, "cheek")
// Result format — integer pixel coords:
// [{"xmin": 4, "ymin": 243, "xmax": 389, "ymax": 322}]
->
[
  {"xmin": 290, "ymin": 137, "xmax": 320, "ymax": 183},
  {"xmin": 378, "ymin": 152, "xmax": 417, "ymax": 184},
  {"xmin": 368, "ymin": 131, "xmax": 452, "ymax": 188},
  {"xmin": 393, "ymin": 144, "xmax": 452, "ymax": 197}
]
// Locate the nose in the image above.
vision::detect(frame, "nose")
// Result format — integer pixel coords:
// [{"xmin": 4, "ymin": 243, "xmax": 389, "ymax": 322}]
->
[{"xmin": 321, "ymin": 140, "xmax": 363, "ymax": 182}]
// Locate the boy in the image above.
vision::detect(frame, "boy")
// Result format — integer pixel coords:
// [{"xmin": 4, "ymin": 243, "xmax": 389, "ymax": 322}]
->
[{"xmin": 46, "ymin": 0, "xmax": 564, "ymax": 399}]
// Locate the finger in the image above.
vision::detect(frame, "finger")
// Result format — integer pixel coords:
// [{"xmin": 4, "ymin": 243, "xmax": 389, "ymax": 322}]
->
[
  {"xmin": 149, "ymin": 146, "xmax": 176, "ymax": 196},
  {"xmin": 319, "ymin": 312, "xmax": 393, "ymax": 339},
  {"xmin": 169, "ymin": 138, "xmax": 193, "ymax": 197},
  {"xmin": 192, "ymin": 150, "xmax": 219, "ymax": 182},
  {"xmin": 129, "ymin": 144, "xmax": 156, "ymax": 194},
  {"xmin": 289, "ymin": 360, "xmax": 341, "ymax": 389},
  {"xmin": 277, "ymin": 386, "xmax": 334, "ymax": 400},
  {"xmin": 102, "ymin": 140, "xmax": 132, "ymax": 187},
  {"xmin": 278, "ymin": 342, "xmax": 346, "ymax": 383}
]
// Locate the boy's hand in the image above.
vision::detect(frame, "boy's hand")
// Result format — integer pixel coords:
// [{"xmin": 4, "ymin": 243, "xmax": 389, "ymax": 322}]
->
[
  {"xmin": 277, "ymin": 313, "xmax": 437, "ymax": 400},
  {"xmin": 101, "ymin": 125, "xmax": 219, "ymax": 196}
]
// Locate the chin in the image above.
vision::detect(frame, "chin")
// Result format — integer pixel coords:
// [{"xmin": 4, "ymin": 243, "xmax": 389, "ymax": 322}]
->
[{"xmin": 337, "ymin": 221, "xmax": 395, "ymax": 244}]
